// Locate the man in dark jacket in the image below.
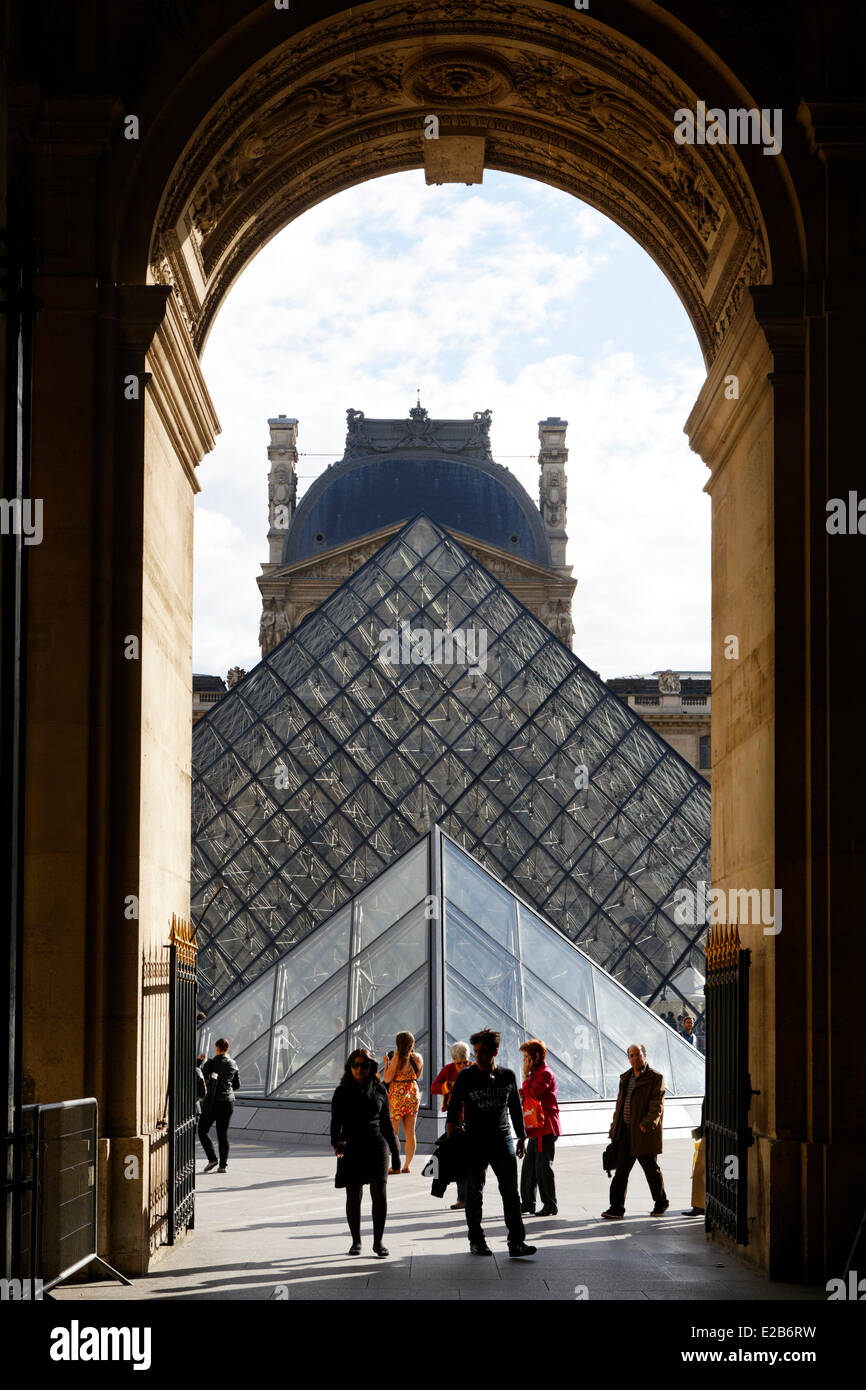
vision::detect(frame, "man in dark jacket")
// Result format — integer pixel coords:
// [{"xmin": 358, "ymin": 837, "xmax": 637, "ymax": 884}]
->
[
  {"xmin": 199, "ymin": 1037, "xmax": 240, "ymax": 1174},
  {"xmin": 446, "ymin": 1028, "xmax": 536, "ymax": 1258},
  {"xmin": 602, "ymin": 1043, "xmax": 668, "ymax": 1218}
]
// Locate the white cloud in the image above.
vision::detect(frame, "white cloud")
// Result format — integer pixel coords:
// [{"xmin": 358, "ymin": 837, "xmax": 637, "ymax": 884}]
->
[{"xmin": 195, "ymin": 171, "xmax": 709, "ymax": 681}]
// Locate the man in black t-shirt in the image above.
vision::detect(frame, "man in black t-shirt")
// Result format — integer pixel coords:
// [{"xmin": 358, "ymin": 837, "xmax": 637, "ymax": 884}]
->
[{"xmin": 446, "ymin": 1029, "xmax": 537, "ymax": 1257}]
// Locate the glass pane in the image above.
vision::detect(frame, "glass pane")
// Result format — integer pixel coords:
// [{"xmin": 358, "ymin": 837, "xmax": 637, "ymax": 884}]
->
[
  {"xmin": 350, "ymin": 901, "xmax": 429, "ymax": 1019},
  {"xmin": 354, "ymin": 839, "xmax": 428, "ymax": 950},
  {"xmin": 270, "ymin": 967, "xmax": 349, "ymax": 1092},
  {"xmin": 351, "ymin": 968, "xmax": 429, "ymax": 1063},
  {"xmin": 600, "ymin": 1032, "xmax": 629, "ymax": 1099},
  {"xmin": 542, "ymin": 1047, "xmax": 601, "ymax": 1102},
  {"xmin": 443, "ymin": 839, "xmax": 517, "ymax": 954},
  {"xmin": 275, "ymin": 1035, "xmax": 347, "ymax": 1101},
  {"xmin": 232, "ymin": 1031, "xmax": 270, "ymax": 1098},
  {"xmin": 199, "ymin": 967, "xmax": 276, "ymax": 1062},
  {"xmin": 517, "ymin": 905, "xmax": 595, "ymax": 1023},
  {"xmin": 521, "ymin": 970, "xmax": 602, "ymax": 1096},
  {"xmin": 445, "ymin": 968, "xmax": 523, "ymax": 1077},
  {"xmin": 594, "ymin": 971, "xmax": 673, "ymax": 1080},
  {"xmin": 668, "ymin": 1034, "xmax": 706, "ymax": 1095},
  {"xmin": 445, "ymin": 905, "xmax": 521, "ymax": 1021},
  {"xmin": 273, "ymin": 905, "xmax": 352, "ymax": 1017}
]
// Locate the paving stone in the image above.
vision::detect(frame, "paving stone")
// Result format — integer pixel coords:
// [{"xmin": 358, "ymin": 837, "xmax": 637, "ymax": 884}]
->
[{"xmin": 50, "ymin": 1136, "xmax": 822, "ymax": 1303}]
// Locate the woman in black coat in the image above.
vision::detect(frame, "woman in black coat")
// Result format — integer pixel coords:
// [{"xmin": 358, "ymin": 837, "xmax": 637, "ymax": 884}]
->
[{"xmin": 330, "ymin": 1048, "xmax": 400, "ymax": 1257}]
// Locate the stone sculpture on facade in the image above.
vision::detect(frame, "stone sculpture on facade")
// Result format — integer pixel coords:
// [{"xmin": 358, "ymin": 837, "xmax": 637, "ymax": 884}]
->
[{"xmin": 259, "ymin": 599, "xmax": 290, "ymax": 657}]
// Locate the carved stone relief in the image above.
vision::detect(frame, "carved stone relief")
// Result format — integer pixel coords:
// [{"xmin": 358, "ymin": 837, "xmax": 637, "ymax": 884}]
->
[{"xmin": 151, "ymin": 1, "xmax": 768, "ymax": 366}]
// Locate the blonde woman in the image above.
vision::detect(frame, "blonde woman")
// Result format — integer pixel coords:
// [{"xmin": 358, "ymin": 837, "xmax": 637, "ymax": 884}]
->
[{"xmin": 383, "ymin": 1031, "xmax": 423, "ymax": 1173}]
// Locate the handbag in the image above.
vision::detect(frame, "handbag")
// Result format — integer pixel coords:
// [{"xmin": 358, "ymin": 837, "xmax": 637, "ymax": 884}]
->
[
  {"xmin": 523, "ymin": 1091, "xmax": 545, "ymax": 1131},
  {"xmin": 602, "ymin": 1141, "xmax": 618, "ymax": 1176},
  {"xmin": 334, "ymin": 1153, "xmax": 347, "ymax": 1189},
  {"xmin": 522, "ymin": 1086, "xmax": 546, "ymax": 1153}
]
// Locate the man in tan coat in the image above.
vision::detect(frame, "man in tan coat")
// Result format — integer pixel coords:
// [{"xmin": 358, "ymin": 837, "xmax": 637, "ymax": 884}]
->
[{"xmin": 602, "ymin": 1043, "xmax": 669, "ymax": 1218}]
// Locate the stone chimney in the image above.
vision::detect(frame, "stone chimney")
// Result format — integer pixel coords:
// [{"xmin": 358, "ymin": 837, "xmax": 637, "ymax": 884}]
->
[
  {"xmin": 538, "ymin": 417, "xmax": 569, "ymax": 570},
  {"xmin": 266, "ymin": 415, "xmax": 298, "ymax": 565}
]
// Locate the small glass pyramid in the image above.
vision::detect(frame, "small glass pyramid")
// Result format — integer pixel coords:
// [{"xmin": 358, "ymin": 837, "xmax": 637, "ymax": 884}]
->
[
  {"xmin": 196, "ymin": 827, "xmax": 705, "ymax": 1102},
  {"xmin": 192, "ymin": 514, "xmax": 710, "ymax": 1034}
]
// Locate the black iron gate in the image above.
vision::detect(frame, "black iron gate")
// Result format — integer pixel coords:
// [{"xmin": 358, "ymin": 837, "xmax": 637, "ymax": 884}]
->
[
  {"xmin": 167, "ymin": 915, "xmax": 197, "ymax": 1243},
  {"xmin": 705, "ymin": 921, "xmax": 755, "ymax": 1244}
]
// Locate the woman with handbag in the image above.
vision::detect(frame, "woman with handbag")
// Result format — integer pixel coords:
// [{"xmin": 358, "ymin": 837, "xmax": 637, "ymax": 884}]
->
[
  {"xmin": 519, "ymin": 1039, "xmax": 562, "ymax": 1217},
  {"xmin": 330, "ymin": 1048, "xmax": 401, "ymax": 1257}
]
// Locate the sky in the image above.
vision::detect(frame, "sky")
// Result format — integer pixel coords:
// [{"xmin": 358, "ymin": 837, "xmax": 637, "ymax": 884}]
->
[{"xmin": 195, "ymin": 169, "xmax": 709, "ymax": 682}]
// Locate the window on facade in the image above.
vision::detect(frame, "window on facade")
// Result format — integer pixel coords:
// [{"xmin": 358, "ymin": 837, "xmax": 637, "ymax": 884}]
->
[{"xmin": 699, "ymin": 734, "xmax": 711, "ymax": 769}]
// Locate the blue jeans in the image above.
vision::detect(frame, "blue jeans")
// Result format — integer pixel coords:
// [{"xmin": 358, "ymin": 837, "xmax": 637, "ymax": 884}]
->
[{"xmin": 464, "ymin": 1134, "xmax": 526, "ymax": 1248}]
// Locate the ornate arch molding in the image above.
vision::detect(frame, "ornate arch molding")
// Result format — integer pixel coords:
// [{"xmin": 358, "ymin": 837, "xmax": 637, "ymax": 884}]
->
[{"xmin": 149, "ymin": 0, "xmax": 769, "ymax": 363}]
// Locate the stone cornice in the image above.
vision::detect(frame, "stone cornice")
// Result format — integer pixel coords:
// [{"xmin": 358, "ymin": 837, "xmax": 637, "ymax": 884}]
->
[
  {"xmin": 684, "ymin": 294, "xmax": 776, "ymax": 491},
  {"xmin": 145, "ymin": 289, "xmax": 220, "ymax": 492},
  {"xmin": 265, "ymin": 521, "xmax": 573, "ymax": 585}
]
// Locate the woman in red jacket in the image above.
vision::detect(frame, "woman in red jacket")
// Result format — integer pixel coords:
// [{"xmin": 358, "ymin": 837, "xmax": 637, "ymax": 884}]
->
[{"xmin": 519, "ymin": 1039, "xmax": 562, "ymax": 1217}]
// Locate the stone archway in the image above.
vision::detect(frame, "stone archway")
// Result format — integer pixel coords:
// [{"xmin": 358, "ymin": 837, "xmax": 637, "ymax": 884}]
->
[
  {"xmin": 144, "ymin": 3, "xmax": 770, "ymax": 361},
  {"xmin": 15, "ymin": 0, "xmax": 851, "ymax": 1283}
]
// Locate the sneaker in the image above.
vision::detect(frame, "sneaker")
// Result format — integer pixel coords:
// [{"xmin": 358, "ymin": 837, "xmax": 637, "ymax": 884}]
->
[
  {"xmin": 217, "ymin": 1166, "xmax": 227, "ymax": 1173},
  {"xmin": 202, "ymin": 1161, "xmax": 217, "ymax": 1173},
  {"xmin": 681, "ymin": 1207, "xmax": 704, "ymax": 1216},
  {"xmin": 469, "ymin": 1241, "xmax": 493, "ymax": 1256},
  {"xmin": 650, "ymin": 1201, "xmax": 669, "ymax": 1216},
  {"xmin": 372, "ymin": 1243, "xmax": 389, "ymax": 1258},
  {"xmin": 348, "ymin": 1242, "xmax": 362, "ymax": 1256},
  {"xmin": 537, "ymin": 1207, "xmax": 558, "ymax": 1217},
  {"xmin": 450, "ymin": 1201, "xmax": 465, "ymax": 1210},
  {"xmin": 508, "ymin": 1242, "xmax": 537, "ymax": 1257},
  {"xmin": 601, "ymin": 1208, "xmax": 624, "ymax": 1219}
]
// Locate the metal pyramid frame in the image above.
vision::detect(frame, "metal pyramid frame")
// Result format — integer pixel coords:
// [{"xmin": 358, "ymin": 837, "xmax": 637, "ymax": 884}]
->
[
  {"xmin": 192, "ymin": 514, "xmax": 710, "ymax": 1036},
  {"xmin": 196, "ymin": 826, "xmax": 705, "ymax": 1105}
]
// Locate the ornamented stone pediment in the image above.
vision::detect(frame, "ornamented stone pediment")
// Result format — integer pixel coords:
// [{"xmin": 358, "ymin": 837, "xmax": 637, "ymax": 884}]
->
[
  {"xmin": 343, "ymin": 404, "xmax": 493, "ymax": 461},
  {"xmin": 152, "ymin": 0, "xmax": 769, "ymax": 363}
]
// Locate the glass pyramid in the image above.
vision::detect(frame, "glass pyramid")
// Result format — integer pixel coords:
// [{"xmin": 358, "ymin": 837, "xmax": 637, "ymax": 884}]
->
[
  {"xmin": 192, "ymin": 514, "xmax": 710, "ymax": 1034},
  {"xmin": 196, "ymin": 827, "xmax": 705, "ymax": 1103}
]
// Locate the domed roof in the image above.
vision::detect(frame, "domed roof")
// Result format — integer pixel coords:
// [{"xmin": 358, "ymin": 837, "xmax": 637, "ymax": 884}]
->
[{"xmin": 282, "ymin": 406, "xmax": 552, "ymax": 568}]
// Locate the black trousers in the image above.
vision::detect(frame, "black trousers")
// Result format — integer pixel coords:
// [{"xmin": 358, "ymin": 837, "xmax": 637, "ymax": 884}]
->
[
  {"xmin": 198, "ymin": 1101, "xmax": 233, "ymax": 1167},
  {"xmin": 465, "ymin": 1136, "xmax": 526, "ymax": 1248},
  {"xmin": 520, "ymin": 1133, "xmax": 557, "ymax": 1212},
  {"xmin": 608, "ymin": 1127, "xmax": 666, "ymax": 1213},
  {"xmin": 346, "ymin": 1181, "xmax": 387, "ymax": 1246}
]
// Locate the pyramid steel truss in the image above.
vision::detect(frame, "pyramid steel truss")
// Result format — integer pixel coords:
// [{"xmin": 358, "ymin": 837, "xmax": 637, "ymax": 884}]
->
[
  {"xmin": 196, "ymin": 827, "xmax": 705, "ymax": 1104},
  {"xmin": 192, "ymin": 515, "xmax": 710, "ymax": 1032}
]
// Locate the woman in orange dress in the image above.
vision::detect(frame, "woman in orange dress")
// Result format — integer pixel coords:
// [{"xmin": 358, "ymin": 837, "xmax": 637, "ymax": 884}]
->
[{"xmin": 383, "ymin": 1031, "xmax": 423, "ymax": 1173}]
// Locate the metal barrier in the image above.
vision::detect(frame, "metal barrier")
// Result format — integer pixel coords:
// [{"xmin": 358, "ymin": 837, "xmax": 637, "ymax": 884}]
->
[
  {"xmin": 168, "ymin": 915, "xmax": 197, "ymax": 1242},
  {"xmin": 705, "ymin": 922, "xmax": 756, "ymax": 1244},
  {"xmin": 19, "ymin": 1099, "xmax": 128, "ymax": 1292},
  {"xmin": 140, "ymin": 915, "xmax": 197, "ymax": 1254}
]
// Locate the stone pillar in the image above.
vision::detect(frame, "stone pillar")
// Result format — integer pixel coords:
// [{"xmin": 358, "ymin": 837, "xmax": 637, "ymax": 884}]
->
[
  {"xmin": 686, "ymin": 294, "xmax": 779, "ymax": 1277},
  {"xmin": 538, "ymin": 417, "xmax": 569, "ymax": 569},
  {"xmin": 20, "ymin": 94, "xmax": 219, "ymax": 1267},
  {"xmin": 266, "ymin": 414, "xmax": 297, "ymax": 564},
  {"xmin": 798, "ymin": 100, "xmax": 866, "ymax": 1283}
]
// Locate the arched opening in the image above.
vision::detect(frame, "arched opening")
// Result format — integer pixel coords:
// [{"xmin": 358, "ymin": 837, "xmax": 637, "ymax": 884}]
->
[{"xmin": 18, "ymin": 0, "xmax": 841, "ymax": 1286}]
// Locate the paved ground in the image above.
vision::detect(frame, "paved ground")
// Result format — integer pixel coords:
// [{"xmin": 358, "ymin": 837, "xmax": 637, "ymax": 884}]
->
[{"xmin": 55, "ymin": 1137, "xmax": 824, "ymax": 1301}]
